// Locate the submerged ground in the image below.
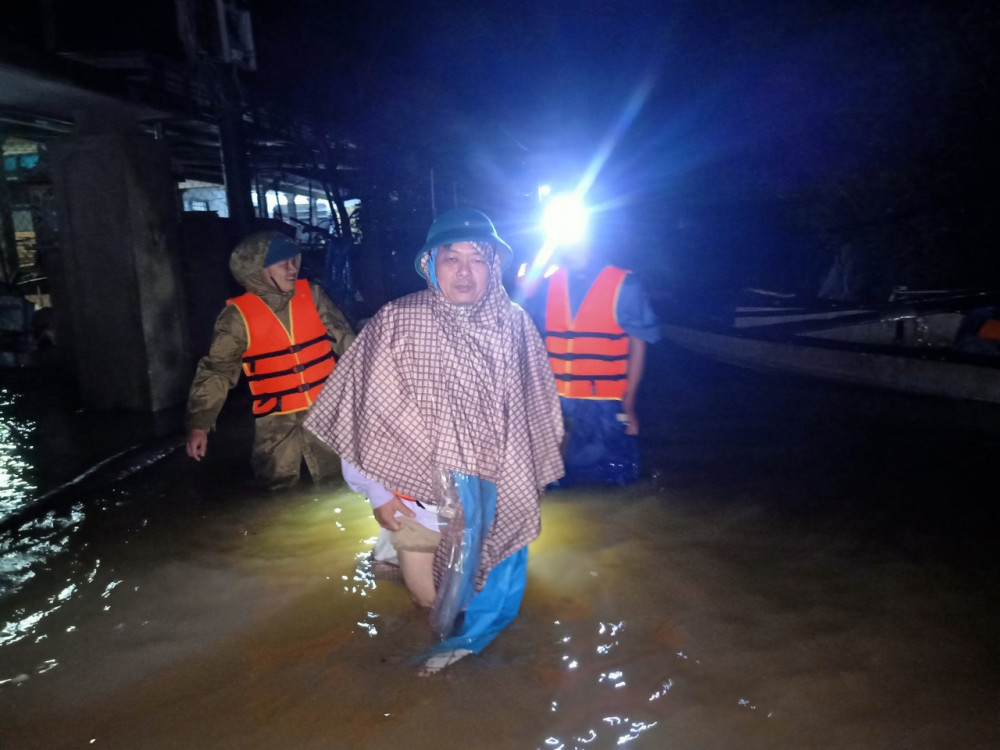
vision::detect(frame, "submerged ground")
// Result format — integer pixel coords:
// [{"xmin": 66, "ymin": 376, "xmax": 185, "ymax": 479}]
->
[{"xmin": 0, "ymin": 344, "xmax": 997, "ymax": 749}]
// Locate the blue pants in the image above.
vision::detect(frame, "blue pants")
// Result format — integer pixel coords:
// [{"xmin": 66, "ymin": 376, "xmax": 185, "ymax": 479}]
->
[{"xmin": 558, "ymin": 397, "xmax": 640, "ymax": 485}]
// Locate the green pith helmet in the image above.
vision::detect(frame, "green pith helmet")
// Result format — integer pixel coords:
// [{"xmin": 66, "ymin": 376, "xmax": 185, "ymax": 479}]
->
[{"xmin": 414, "ymin": 207, "xmax": 512, "ymax": 279}]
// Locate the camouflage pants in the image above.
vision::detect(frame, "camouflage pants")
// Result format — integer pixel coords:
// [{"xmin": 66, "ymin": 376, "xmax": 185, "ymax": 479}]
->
[{"xmin": 250, "ymin": 410, "xmax": 340, "ymax": 491}]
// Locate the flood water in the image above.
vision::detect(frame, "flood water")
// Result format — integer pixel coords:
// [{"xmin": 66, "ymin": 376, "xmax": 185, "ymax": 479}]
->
[{"xmin": 1, "ymin": 345, "xmax": 998, "ymax": 749}]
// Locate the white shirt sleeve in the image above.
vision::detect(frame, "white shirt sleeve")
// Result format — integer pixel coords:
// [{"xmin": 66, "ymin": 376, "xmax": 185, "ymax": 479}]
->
[
  {"xmin": 340, "ymin": 459, "xmax": 441, "ymax": 533},
  {"xmin": 340, "ymin": 459, "xmax": 395, "ymax": 508}
]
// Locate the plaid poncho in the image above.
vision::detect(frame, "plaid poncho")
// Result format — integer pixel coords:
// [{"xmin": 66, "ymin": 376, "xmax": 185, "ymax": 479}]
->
[{"xmin": 304, "ymin": 252, "xmax": 565, "ymax": 587}]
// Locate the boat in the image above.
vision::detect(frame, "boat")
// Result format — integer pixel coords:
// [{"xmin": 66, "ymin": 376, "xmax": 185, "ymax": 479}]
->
[{"xmin": 660, "ymin": 287, "xmax": 1000, "ymax": 404}]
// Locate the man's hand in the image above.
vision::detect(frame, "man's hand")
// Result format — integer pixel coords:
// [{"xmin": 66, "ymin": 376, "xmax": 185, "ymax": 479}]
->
[
  {"xmin": 373, "ymin": 496, "xmax": 416, "ymax": 532},
  {"xmin": 622, "ymin": 393, "xmax": 640, "ymax": 436},
  {"xmin": 623, "ymin": 338, "xmax": 646, "ymax": 437},
  {"xmin": 186, "ymin": 429, "xmax": 209, "ymax": 461}
]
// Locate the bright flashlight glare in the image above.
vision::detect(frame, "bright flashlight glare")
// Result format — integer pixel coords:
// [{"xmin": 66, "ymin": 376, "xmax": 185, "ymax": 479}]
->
[{"xmin": 541, "ymin": 194, "xmax": 588, "ymax": 247}]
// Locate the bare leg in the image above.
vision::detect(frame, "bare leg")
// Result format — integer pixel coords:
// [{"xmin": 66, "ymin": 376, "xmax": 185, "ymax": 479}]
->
[{"xmin": 397, "ymin": 549, "xmax": 436, "ymax": 608}]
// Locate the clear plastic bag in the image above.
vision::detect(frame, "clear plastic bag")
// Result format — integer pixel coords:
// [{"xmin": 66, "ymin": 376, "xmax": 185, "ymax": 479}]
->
[
  {"xmin": 431, "ymin": 465, "xmax": 460, "ymax": 520},
  {"xmin": 427, "ymin": 470, "xmax": 498, "ymax": 639},
  {"xmin": 429, "ymin": 468, "xmax": 466, "ymax": 637}
]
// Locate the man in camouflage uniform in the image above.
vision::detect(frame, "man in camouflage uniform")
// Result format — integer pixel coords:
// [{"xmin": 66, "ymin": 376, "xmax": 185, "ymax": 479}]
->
[{"xmin": 185, "ymin": 230, "xmax": 355, "ymax": 490}]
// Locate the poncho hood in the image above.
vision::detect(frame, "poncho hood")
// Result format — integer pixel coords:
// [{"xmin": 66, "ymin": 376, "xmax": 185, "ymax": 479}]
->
[{"xmin": 229, "ymin": 230, "xmax": 297, "ymax": 309}]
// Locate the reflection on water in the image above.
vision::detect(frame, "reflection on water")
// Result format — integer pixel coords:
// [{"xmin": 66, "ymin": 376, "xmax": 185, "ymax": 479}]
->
[
  {"xmin": 0, "ymin": 386, "xmax": 68, "ymax": 612},
  {"xmin": 0, "ymin": 375, "xmax": 184, "ymax": 608},
  {"xmin": 0, "ymin": 352, "xmax": 998, "ymax": 748},
  {"xmin": 0, "ymin": 388, "xmax": 37, "ymax": 521}
]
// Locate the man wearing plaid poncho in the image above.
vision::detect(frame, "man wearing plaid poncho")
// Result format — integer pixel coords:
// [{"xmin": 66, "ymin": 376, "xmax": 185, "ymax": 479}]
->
[{"xmin": 305, "ymin": 207, "xmax": 565, "ymax": 675}]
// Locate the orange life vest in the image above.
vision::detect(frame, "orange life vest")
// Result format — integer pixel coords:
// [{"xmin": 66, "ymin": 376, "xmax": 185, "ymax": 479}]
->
[
  {"xmin": 978, "ymin": 319, "xmax": 1000, "ymax": 341},
  {"xmin": 228, "ymin": 279, "xmax": 335, "ymax": 417},
  {"xmin": 544, "ymin": 266, "xmax": 630, "ymax": 399}
]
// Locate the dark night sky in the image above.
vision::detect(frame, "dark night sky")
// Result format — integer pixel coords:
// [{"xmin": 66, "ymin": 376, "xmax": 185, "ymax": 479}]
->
[
  {"xmin": 246, "ymin": 1, "xmax": 999, "ymax": 294},
  {"xmin": 247, "ymin": 2, "xmax": 964, "ymax": 162}
]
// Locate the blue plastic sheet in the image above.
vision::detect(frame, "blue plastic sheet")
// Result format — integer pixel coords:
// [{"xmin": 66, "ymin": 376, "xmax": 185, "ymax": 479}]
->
[{"xmin": 421, "ymin": 472, "xmax": 528, "ymax": 658}]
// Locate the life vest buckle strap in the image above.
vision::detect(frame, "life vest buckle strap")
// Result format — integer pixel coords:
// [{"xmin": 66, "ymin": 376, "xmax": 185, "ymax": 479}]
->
[
  {"xmin": 244, "ymin": 350, "xmax": 335, "ymax": 382},
  {"xmin": 253, "ymin": 375, "xmax": 331, "ymax": 404},
  {"xmin": 546, "ymin": 352, "xmax": 629, "ymax": 362},
  {"xmin": 553, "ymin": 373, "xmax": 627, "ymax": 382},
  {"xmin": 244, "ymin": 331, "xmax": 329, "ymax": 363},
  {"xmin": 253, "ymin": 398, "xmax": 279, "ymax": 417},
  {"xmin": 544, "ymin": 330, "xmax": 628, "ymax": 340}
]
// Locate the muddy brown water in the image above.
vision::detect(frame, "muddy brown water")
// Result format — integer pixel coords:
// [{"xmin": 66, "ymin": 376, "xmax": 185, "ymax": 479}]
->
[{"xmin": 1, "ymin": 348, "xmax": 998, "ymax": 749}]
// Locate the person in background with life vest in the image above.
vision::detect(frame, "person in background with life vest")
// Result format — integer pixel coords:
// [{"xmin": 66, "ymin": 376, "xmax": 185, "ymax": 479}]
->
[
  {"xmin": 184, "ymin": 230, "xmax": 355, "ymax": 490},
  {"xmin": 304, "ymin": 207, "xmax": 564, "ymax": 675},
  {"xmin": 525, "ymin": 238, "xmax": 660, "ymax": 485}
]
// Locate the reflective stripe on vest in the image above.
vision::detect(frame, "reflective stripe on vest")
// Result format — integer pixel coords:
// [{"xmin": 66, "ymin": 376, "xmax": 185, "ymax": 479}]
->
[
  {"xmin": 228, "ymin": 279, "xmax": 335, "ymax": 417},
  {"xmin": 544, "ymin": 266, "xmax": 630, "ymax": 399}
]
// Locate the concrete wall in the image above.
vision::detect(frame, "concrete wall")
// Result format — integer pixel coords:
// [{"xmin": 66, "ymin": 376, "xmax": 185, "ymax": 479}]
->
[{"xmin": 49, "ymin": 132, "xmax": 190, "ymax": 412}]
